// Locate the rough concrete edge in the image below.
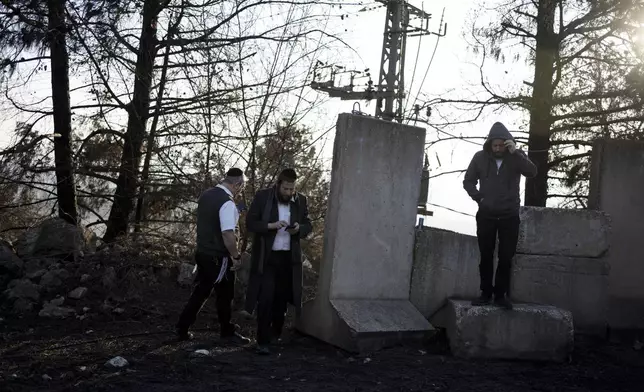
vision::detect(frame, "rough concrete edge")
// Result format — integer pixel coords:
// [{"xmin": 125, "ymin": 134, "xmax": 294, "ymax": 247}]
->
[{"xmin": 296, "ymin": 297, "xmax": 358, "ymax": 353}]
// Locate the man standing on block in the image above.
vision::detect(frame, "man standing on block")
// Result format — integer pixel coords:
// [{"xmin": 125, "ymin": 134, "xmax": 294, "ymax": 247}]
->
[
  {"xmin": 463, "ymin": 122, "xmax": 537, "ymax": 309},
  {"xmin": 245, "ymin": 168, "xmax": 312, "ymax": 355},
  {"xmin": 176, "ymin": 168, "xmax": 251, "ymax": 345}
]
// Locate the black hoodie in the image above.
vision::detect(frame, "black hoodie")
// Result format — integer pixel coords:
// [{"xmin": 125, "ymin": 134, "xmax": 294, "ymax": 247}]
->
[{"xmin": 463, "ymin": 122, "xmax": 537, "ymax": 218}]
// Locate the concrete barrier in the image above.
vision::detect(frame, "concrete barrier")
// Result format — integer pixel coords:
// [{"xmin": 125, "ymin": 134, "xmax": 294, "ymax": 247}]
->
[
  {"xmin": 296, "ymin": 113, "xmax": 433, "ymax": 353},
  {"xmin": 589, "ymin": 139, "xmax": 644, "ymax": 329},
  {"xmin": 410, "ymin": 228, "xmax": 481, "ymax": 318},
  {"xmin": 510, "ymin": 254, "xmax": 609, "ymax": 333},
  {"xmin": 445, "ymin": 299, "xmax": 574, "ymax": 362},
  {"xmin": 517, "ymin": 207, "xmax": 610, "ymax": 258}
]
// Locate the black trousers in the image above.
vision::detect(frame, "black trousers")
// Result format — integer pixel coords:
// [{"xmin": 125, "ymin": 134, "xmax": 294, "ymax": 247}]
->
[
  {"xmin": 176, "ymin": 252, "xmax": 236, "ymax": 337},
  {"xmin": 476, "ymin": 213, "xmax": 520, "ymax": 298},
  {"xmin": 256, "ymin": 250, "xmax": 293, "ymax": 345}
]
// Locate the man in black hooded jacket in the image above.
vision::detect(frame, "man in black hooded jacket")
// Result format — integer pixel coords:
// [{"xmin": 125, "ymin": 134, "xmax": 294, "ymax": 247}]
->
[{"xmin": 463, "ymin": 122, "xmax": 537, "ymax": 309}]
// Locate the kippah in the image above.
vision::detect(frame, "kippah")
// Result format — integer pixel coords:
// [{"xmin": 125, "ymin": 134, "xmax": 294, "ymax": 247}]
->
[
  {"xmin": 226, "ymin": 168, "xmax": 244, "ymax": 177},
  {"xmin": 280, "ymin": 168, "xmax": 297, "ymax": 180}
]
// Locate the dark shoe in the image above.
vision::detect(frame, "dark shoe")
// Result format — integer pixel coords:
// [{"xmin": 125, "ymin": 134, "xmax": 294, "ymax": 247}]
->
[
  {"xmin": 256, "ymin": 345, "xmax": 271, "ymax": 355},
  {"xmin": 471, "ymin": 294, "xmax": 492, "ymax": 306},
  {"xmin": 176, "ymin": 329, "xmax": 194, "ymax": 341},
  {"xmin": 494, "ymin": 297, "xmax": 513, "ymax": 310},
  {"xmin": 221, "ymin": 331, "xmax": 251, "ymax": 346}
]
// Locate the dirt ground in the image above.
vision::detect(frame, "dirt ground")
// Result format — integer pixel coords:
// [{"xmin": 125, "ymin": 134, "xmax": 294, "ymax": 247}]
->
[{"xmin": 2, "ymin": 280, "xmax": 644, "ymax": 392}]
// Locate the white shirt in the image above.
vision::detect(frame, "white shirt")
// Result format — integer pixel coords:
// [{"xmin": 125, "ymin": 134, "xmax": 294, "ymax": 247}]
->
[
  {"xmin": 216, "ymin": 184, "xmax": 239, "ymax": 232},
  {"xmin": 495, "ymin": 159, "xmax": 503, "ymax": 174},
  {"xmin": 272, "ymin": 202, "xmax": 291, "ymax": 251}
]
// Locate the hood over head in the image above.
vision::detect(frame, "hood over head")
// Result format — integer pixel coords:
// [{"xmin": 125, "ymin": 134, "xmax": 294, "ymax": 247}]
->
[{"xmin": 483, "ymin": 122, "xmax": 514, "ymax": 153}]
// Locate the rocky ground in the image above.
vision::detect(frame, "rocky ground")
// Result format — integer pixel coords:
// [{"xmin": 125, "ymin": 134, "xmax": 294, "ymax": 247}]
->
[{"xmin": 2, "ymin": 219, "xmax": 644, "ymax": 391}]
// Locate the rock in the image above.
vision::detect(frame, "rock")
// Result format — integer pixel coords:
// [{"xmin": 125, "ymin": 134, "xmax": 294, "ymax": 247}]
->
[
  {"xmin": 112, "ymin": 307, "xmax": 125, "ymax": 314},
  {"xmin": 177, "ymin": 263, "xmax": 195, "ymax": 286},
  {"xmin": 192, "ymin": 349, "xmax": 210, "ymax": 357},
  {"xmin": 445, "ymin": 299, "xmax": 574, "ymax": 362},
  {"xmin": 4, "ymin": 279, "xmax": 40, "ymax": 302},
  {"xmin": 42, "ymin": 374, "xmax": 52, "ymax": 381},
  {"xmin": 14, "ymin": 218, "xmax": 90, "ymax": 261},
  {"xmin": 40, "ymin": 270, "xmax": 69, "ymax": 291},
  {"xmin": 0, "ymin": 240, "xmax": 23, "ymax": 277},
  {"xmin": 68, "ymin": 287, "xmax": 88, "ymax": 300},
  {"xmin": 102, "ymin": 267, "xmax": 117, "ymax": 289},
  {"xmin": 80, "ymin": 274, "xmax": 91, "ymax": 283},
  {"xmin": 50, "ymin": 296, "xmax": 65, "ymax": 306},
  {"xmin": 39, "ymin": 300, "xmax": 75, "ymax": 318},
  {"xmin": 24, "ymin": 258, "xmax": 56, "ymax": 274},
  {"xmin": 517, "ymin": 207, "xmax": 610, "ymax": 258},
  {"xmin": 105, "ymin": 356, "xmax": 128, "ymax": 368},
  {"xmin": 13, "ymin": 298, "xmax": 34, "ymax": 313},
  {"xmin": 26, "ymin": 269, "xmax": 47, "ymax": 281}
]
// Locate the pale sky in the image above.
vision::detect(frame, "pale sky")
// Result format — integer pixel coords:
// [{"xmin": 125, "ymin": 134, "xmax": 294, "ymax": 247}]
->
[
  {"xmin": 309, "ymin": 0, "xmax": 534, "ymax": 236},
  {"xmin": 0, "ymin": 0, "xmax": 539, "ymax": 237}
]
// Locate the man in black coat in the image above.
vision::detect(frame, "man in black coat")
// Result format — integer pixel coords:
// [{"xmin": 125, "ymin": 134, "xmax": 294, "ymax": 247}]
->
[
  {"xmin": 463, "ymin": 122, "xmax": 537, "ymax": 310},
  {"xmin": 244, "ymin": 168, "xmax": 312, "ymax": 354}
]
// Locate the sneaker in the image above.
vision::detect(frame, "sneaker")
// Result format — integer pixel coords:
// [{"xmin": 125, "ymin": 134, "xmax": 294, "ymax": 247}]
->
[
  {"xmin": 471, "ymin": 294, "xmax": 492, "ymax": 306},
  {"xmin": 221, "ymin": 331, "xmax": 251, "ymax": 346},
  {"xmin": 256, "ymin": 345, "xmax": 271, "ymax": 355},
  {"xmin": 494, "ymin": 297, "xmax": 513, "ymax": 310},
  {"xmin": 176, "ymin": 329, "xmax": 194, "ymax": 341}
]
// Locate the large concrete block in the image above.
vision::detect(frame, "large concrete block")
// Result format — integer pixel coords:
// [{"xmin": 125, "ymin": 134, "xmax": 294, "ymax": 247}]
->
[
  {"xmin": 517, "ymin": 206, "xmax": 610, "ymax": 258},
  {"xmin": 410, "ymin": 228, "xmax": 481, "ymax": 319},
  {"xmin": 296, "ymin": 113, "xmax": 434, "ymax": 353},
  {"xmin": 445, "ymin": 300, "xmax": 574, "ymax": 362},
  {"xmin": 589, "ymin": 139, "xmax": 644, "ymax": 329},
  {"xmin": 510, "ymin": 254, "xmax": 609, "ymax": 333}
]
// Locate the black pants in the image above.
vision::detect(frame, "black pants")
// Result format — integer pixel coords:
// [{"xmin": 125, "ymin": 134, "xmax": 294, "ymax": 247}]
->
[
  {"xmin": 176, "ymin": 252, "xmax": 236, "ymax": 337},
  {"xmin": 256, "ymin": 250, "xmax": 293, "ymax": 345},
  {"xmin": 476, "ymin": 213, "xmax": 520, "ymax": 298}
]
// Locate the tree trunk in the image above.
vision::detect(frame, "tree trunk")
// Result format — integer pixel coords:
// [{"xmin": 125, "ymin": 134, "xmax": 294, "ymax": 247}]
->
[
  {"xmin": 47, "ymin": 0, "xmax": 78, "ymax": 225},
  {"xmin": 133, "ymin": 14, "xmax": 176, "ymax": 236},
  {"xmin": 525, "ymin": 0, "xmax": 557, "ymax": 207},
  {"xmin": 104, "ymin": 0, "xmax": 160, "ymax": 242}
]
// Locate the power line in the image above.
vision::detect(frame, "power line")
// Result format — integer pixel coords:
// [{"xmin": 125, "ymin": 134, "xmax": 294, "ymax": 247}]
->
[{"xmin": 427, "ymin": 202, "xmax": 474, "ymax": 217}]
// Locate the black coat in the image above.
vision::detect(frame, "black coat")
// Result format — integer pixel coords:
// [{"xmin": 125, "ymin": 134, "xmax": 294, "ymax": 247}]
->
[{"xmin": 244, "ymin": 186, "xmax": 312, "ymax": 316}]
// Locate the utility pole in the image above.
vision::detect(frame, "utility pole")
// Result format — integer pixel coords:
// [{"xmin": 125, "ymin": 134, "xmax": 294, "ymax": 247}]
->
[
  {"xmin": 311, "ymin": 0, "xmax": 446, "ymax": 123},
  {"xmin": 311, "ymin": 1, "xmax": 445, "ymax": 219}
]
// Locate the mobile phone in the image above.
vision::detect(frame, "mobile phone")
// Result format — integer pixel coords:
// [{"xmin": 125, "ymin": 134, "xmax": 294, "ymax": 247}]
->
[{"xmin": 286, "ymin": 224, "xmax": 296, "ymax": 229}]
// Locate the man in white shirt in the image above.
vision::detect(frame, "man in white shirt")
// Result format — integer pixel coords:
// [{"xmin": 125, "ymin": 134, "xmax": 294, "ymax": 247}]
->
[
  {"xmin": 176, "ymin": 168, "xmax": 251, "ymax": 345},
  {"xmin": 245, "ymin": 168, "xmax": 312, "ymax": 354}
]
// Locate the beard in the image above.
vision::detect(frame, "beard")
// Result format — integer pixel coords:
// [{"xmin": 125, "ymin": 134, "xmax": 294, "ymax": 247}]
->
[{"xmin": 277, "ymin": 193, "xmax": 291, "ymax": 203}]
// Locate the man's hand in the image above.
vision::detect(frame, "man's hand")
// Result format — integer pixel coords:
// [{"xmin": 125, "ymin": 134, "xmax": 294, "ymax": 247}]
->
[
  {"xmin": 286, "ymin": 222, "xmax": 300, "ymax": 235},
  {"xmin": 268, "ymin": 220, "xmax": 289, "ymax": 230},
  {"xmin": 504, "ymin": 139, "xmax": 517, "ymax": 154},
  {"xmin": 230, "ymin": 255, "xmax": 242, "ymax": 271}
]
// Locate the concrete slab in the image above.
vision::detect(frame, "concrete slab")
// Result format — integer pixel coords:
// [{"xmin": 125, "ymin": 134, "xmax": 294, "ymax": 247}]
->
[
  {"xmin": 510, "ymin": 254, "xmax": 609, "ymax": 334},
  {"xmin": 517, "ymin": 207, "xmax": 610, "ymax": 258},
  {"xmin": 410, "ymin": 227, "xmax": 482, "ymax": 319},
  {"xmin": 589, "ymin": 139, "xmax": 644, "ymax": 329},
  {"xmin": 445, "ymin": 299, "xmax": 574, "ymax": 362},
  {"xmin": 296, "ymin": 113, "xmax": 433, "ymax": 353}
]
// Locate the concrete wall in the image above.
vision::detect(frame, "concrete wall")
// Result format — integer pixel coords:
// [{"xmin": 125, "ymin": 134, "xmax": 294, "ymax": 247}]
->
[
  {"xmin": 510, "ymin": 254, "xmax": 609, "ymax": 333},
  {"xmin": 411, "ymin": 207, "xmax": 611, "ymax": 333},
  {"xmin": 297, "ymin": 113, "xmax": 432, "ymax": 353},
  {"xmin": 589, "ymin": 139, "xmax": 644, "ymax": 329},
  {"xmin": 410, "ymin": 227, "xmax": 482, "ymax": 318}
]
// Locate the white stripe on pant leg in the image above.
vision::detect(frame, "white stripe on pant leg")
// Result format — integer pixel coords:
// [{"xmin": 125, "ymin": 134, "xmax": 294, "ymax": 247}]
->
[{"xmin": 215, "ymin": 257, "xmax": 228, "ymax": 284}]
